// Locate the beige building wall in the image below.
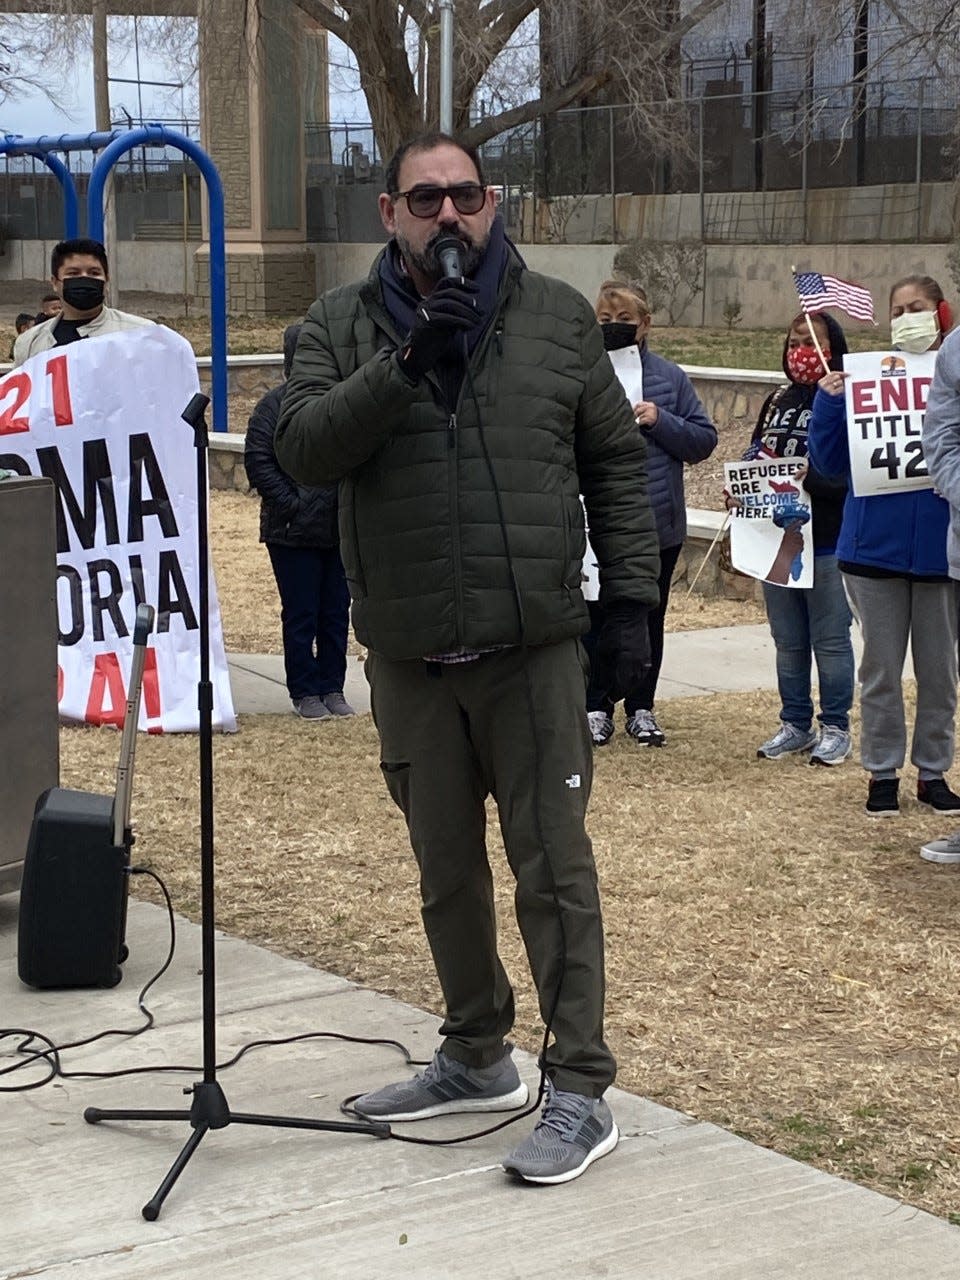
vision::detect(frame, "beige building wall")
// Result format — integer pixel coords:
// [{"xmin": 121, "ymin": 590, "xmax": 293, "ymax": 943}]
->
[
  {"xmin": 196, "ymin": 0, "xmax": 316, "ymax": 315},
  {"xmin": 311, "ymin": 242, "xmax": 956, "ymax": 329}
]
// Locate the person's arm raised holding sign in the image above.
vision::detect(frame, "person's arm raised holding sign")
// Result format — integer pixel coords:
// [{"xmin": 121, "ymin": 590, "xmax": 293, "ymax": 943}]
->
[{"xmin": 808, "ymin": 274, "xmax": 960, "ymax": 822}]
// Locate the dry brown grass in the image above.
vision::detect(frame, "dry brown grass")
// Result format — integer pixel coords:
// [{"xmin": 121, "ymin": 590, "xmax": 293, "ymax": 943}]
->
[{"xmin": 55, "ymin": 487, "xmax": 960, "ymax": 1224}]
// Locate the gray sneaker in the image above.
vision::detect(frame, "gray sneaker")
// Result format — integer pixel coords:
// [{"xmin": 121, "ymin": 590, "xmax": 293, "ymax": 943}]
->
[
  {"xmin": 920, "ymin": 831, "xmax": 960, "ymax": 864},
  {"xmin": 587, "ymin": 711, "xmax": 614, "ymax": 746},
  {"xmin": 810, "ymin": 725, "xmax": 852, "ymax": 767},
  {"xmin": 502, "ymin": 1082, "xmax": 619, "ymax": 1185},
  {"xmin": 322, "ymin": 691, "xmax": 356, "ymax": 717},
  {"xmin": 757, "ymin": 722, "xmax": 817, "ymax": 759},
  {"xmin": 352, "ymin": 1047, "xmax": 528, "ymax": 1122},
  {"xmin": 293, "ymin": 695, "xmax": 332, "ymax": 720}
]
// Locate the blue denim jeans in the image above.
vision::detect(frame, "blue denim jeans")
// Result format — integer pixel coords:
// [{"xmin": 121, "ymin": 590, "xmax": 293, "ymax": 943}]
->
[{"xmin": 762, "ymin": 554, "xmax": 854, "ymax": 732}]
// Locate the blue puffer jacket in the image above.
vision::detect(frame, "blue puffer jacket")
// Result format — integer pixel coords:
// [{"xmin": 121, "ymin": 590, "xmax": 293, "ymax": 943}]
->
[
  {"xmin": 637, "ymin": 344, "xmax": 717, "ymax": 548},
  {"xmin": 807, "ymin": 386, "xmax": 950, "ymax": 576}
]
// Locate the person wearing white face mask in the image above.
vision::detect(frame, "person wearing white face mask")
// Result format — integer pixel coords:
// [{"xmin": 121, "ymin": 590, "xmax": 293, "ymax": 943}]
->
[
  {"xmin": 808, "ymin": 274, "xmax": 960, "ymax": 820},
  {"xmin": 917, "ymin": 288, "xmax": 960, "ymax": 861}
]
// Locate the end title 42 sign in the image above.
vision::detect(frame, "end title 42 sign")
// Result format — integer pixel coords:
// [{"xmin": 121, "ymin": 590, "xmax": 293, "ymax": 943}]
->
[
  {"xmin": 0, "ymin": 326, "xmax": 236, "ymax": 732},
  {"xmin": 843, "ymin": 350, "xmax": 935, "ymax": 496}
]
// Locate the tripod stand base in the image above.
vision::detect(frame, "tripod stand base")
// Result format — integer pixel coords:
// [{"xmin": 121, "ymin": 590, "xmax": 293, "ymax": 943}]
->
[{"xmin": 85, "ymin": 1080, "xmax": 391, "ymax": 1221}]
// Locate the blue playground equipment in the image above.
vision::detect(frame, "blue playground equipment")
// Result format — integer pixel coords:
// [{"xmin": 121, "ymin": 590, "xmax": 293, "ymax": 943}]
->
[{"xmin": 0, "ymin": 126, "xmax": 228, "ymax": 433}]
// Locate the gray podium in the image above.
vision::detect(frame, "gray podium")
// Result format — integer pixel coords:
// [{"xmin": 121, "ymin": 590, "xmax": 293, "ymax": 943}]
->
[{"xmin": 0, "ymin": 475, "xmax": 59, "ymax": 894}]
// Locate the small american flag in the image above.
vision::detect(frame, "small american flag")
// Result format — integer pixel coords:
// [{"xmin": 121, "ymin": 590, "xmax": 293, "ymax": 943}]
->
[{"xmin": 793, "ymin": 270, "xmax": 875, "ymax": 323}]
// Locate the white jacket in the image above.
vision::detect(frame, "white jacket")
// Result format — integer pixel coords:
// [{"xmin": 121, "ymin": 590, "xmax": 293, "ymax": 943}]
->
[{"xmin": 12, "ymin": 305, "xmax": 154, "ymax": 366}]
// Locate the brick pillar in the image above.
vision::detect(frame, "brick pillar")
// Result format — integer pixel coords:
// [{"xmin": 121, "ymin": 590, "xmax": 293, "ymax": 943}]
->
[{"xmin": 196, "ymin": 0, "xmax": 319, "ymax": 316}]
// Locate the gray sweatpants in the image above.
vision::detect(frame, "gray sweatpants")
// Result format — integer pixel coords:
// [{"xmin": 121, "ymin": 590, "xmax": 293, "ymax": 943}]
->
[
  {"xmin": 366, "ymin": 640, "xmax": 615, "ymax": 1098},
  {"xmin": 843, "ymin": 574, "xmax": 959, "ymax": 776}
]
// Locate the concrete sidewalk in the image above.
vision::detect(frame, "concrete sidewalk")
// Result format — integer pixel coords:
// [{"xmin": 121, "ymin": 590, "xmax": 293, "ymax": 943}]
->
[
  {"xmin": 3, "ymin": 896, "xmax": 958, "ymax": 1279},
  {"xmin": 227, "ymin": 623, "xmax": 885, "ymax": 716}
]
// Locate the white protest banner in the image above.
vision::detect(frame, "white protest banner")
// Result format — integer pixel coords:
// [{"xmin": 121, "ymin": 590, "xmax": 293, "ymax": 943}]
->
[
  {"xmin": 580, "ymin": 346, "xmax": 645, "ymax": 601},
  {"xmin": 843, "ymin": 350, "xmax": 936, "ymax": 496},
  {"xmin": 0, "ymin": 326, "xmax": 237, "ymax": 732},
  {"xmin": 723, "ymin": 456, "xmax": 814, "ymax": 588}
]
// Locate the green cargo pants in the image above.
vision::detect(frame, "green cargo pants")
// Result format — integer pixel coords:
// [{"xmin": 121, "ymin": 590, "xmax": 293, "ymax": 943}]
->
[{"xmin": 366, "ymin": 639, "xmax": 616, "ymax": 1097}]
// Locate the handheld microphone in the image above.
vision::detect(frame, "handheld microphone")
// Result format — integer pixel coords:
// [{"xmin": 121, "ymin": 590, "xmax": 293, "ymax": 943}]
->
[{"xmin": 435, "ymin": 234, "xmax": 465, "ymax": 281}]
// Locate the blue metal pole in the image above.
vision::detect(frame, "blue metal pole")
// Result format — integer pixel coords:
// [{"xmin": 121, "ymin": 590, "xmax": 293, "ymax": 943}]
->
[
  {"xmin": 87, "ymin": 125, "xmax": 228, "ymax": 433},
  {"xmin": 32, "ymin": 152, "xmax": 80, "ymax": 237},
  {"xmin": 1, "ymin": 135, "xmax": 82, "ymax": 237}
]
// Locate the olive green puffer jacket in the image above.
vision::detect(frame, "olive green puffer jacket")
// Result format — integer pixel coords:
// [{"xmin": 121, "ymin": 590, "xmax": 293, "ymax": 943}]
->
[{"xmin": 275, "ymin": 247, "xmax": 659, "ymax": 660}]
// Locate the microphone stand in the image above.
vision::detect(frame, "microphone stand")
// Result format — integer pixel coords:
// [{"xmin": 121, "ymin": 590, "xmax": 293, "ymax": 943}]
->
[{"xmin": 84, "ymin": 394, "xmax": 388, "ymax": 1221}]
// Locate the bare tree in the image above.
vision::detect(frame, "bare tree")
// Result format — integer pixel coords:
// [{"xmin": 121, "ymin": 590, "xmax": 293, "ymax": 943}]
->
[
  {"xmin": 0, "ymin": 6, "xmax": 88, "ymax": 107},
  {"xmin": 0, "ymin": 5, "xmax": 198, "ymax": 120},
  {"xmin": 280, "ymin": 0, "xmax": 727, "ymax": 160}
]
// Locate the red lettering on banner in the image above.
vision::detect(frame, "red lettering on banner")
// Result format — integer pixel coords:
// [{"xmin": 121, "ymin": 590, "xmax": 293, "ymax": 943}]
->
[
  {"xmin": 851, "ymin": 381, "xmax": 876, "ymax": 414},
  {"xmin": 878, "ymin": 378, "xmax": 909, "ymax": 411},
  {"xmin": 84, "ymin": 652, "xmax": 127, "ymax": 727},
  {"xmin": 46, "ymin": 355, "xmax": 74, "ymax": 426},
  {"xmin": 913, "ymin": 377, "xmax": 931, "ymax": 411},
  {"xmin": 142, "ymin": 647, "xmax": 164, "ymax": 733},
  {"xmin": 0, "ymin": 371, "xmax": 31, "ymax": 435}
]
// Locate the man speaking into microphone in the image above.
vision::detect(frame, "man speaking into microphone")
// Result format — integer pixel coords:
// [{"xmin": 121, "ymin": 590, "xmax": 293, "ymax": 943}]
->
[{"xmin": 276, "ymin": 132, "xmax": 659, "ymax": 1185}]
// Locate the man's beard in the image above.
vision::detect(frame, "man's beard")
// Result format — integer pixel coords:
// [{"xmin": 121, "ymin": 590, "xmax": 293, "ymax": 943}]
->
[{"xmin": 397, "ymin": 227, "xmax": 488, "ymax": 281}]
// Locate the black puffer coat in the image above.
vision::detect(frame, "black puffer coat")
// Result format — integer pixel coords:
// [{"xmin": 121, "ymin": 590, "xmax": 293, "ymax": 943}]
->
[
  {"xmin": 275, "ymin": 245, "xmax": 660, "ymax": 660},
  {"xmin": 244, "ymin": 382, "xmax": 339, "ymax": 548}
]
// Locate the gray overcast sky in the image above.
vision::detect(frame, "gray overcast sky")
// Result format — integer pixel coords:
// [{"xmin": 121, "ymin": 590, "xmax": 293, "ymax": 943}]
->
[{"xmin": 0, "ymin": 23, "xmax": 367, "ymax": 139}]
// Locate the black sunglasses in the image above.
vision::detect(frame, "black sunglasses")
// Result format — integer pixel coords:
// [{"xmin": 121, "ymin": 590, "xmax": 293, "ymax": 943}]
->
[{"xmin": 393, "ymin": 183, "xmax": 487, "ymax": 218}]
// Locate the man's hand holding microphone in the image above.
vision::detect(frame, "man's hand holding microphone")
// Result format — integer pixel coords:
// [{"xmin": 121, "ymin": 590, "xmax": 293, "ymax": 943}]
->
[{"xmin": 397, "ymin": 235, "xmax": 483, "ymax": 381}]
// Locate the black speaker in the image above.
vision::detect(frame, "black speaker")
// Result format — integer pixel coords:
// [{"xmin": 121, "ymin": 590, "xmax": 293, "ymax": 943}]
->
[
  {"xmin": 17, "ymin": 604, "xmax": 154, "ymax": 990},
  {"xmin": 18, "ymin": 789, "xmax": 128, "ymax": 988}
]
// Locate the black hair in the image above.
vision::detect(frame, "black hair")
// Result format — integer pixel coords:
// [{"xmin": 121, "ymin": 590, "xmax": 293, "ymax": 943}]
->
[
  {"xmin": 41, "ymin": 291, "xmax": 59, "ymax": 303},
  {"xmin": 782, "ymin": 310, "xmax": 848, "ymax": 378},
  {"xmin": 51, "ymin": 238, "xmax": 108, "ymax": 279},
  {"xmin": 383, "ymin": 131, "xmax": 485, "ymax": 196},
  {"xmin": 15, "ymin": 312, "xmax": 35, "ymax": 332},
  {"xmin": 282, "ymin": 322, "xmax": 302, "ymax": 379}
]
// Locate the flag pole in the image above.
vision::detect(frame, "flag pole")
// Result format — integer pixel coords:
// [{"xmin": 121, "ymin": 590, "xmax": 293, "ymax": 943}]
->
[
  {"xmin": 686, "ymin": 510, "xmax": 732, "ymax": 597},
  {"xmin": 791, "ymin": 265, "xmax": 832, "ymax": 374}
]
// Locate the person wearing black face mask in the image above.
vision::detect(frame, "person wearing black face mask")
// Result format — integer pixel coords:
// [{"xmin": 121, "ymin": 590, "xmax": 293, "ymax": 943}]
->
[
  {"xmin": 12, "ymin": 237, "xmax": 152, "ymax": 367},
  {"xmin": 583, "ymin": 279, "xmax": 717, "ymax": 750}
]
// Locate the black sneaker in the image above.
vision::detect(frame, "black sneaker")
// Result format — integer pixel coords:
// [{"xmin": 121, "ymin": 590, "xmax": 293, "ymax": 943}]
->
[
  {"xmin": 865, "ymin": 777, "xmax": 899, "ymax": 817},
  {"xmin": 626, "ymin": 708, "xmax": 665, "ymax": 747},
  {"xmin": 917, "ymin": 778, "xmax": 960, "ymax": 813}
]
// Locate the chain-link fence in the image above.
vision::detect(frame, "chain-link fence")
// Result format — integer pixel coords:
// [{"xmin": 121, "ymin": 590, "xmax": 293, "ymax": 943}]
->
[
  {"xmin": 306, "ymin": 76, "xmax": 958, "ymax": 245},
  {"xmin": 0, "ymin": 120, "xmax": 203, "ymax": 245},
  {"xmin": 4, "ymin": 81, "xmax": 954, "ymax": 248}
]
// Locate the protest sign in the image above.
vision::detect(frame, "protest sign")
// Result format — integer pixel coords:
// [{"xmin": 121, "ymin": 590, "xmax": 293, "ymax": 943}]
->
[
  {"xmin": 723, "ymin": 456, "xmax": 813, "ymax": 588},
  {"xmin": 843, "ymin": 350, "xmax": 936, "ymax": 496},
  {"xmin": 580, "ymin": 347, "xmax": 645, "ymax": 601},
  {"xmin": 0, "ymin": 326, "xmax": 236, "ymax": 731}
]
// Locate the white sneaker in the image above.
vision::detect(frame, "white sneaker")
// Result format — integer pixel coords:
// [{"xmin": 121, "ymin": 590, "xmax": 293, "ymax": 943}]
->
[
  {"xmin": 920, "ymin": 832, "xmax": 960, "ymax": 864},
  {"xmin": 810, "ymin": 725, "xmax": 852, "ymax": 767}
]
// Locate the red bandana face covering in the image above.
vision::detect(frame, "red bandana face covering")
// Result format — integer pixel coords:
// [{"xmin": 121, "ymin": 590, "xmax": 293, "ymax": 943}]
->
[{"xmin": 786, "ymin": 344, "xmax": 829, "ymax": 385}]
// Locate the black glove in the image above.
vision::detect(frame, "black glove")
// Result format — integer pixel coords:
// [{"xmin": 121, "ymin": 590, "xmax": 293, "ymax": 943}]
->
[
  {"xmin": 397, "ymin": 278, "xmax": 483, "ymax": 381},
  {"xmin": 592, "ymin": 603, "xmax": 652, "ymax": 704}
]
